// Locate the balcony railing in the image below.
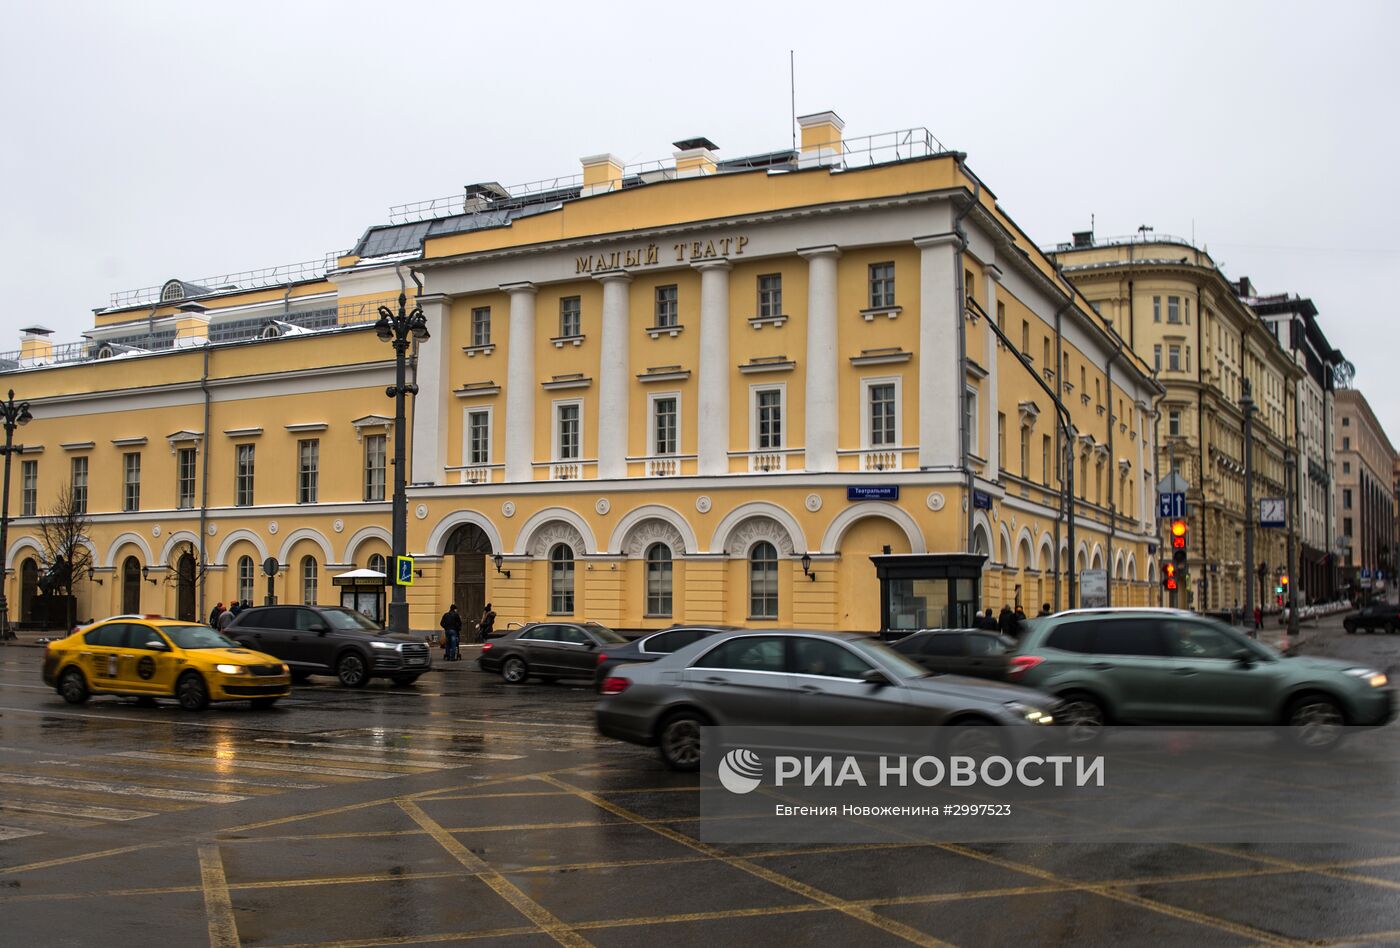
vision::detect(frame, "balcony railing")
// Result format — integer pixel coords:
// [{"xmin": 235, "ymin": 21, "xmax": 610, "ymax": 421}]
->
[
  {"xmin": 549, "ymin": 461, "xmax": 583, "ymax": 481},
  {"xmin": 446, "ymin": 464, "xmax": 500, "ymax": 485}
]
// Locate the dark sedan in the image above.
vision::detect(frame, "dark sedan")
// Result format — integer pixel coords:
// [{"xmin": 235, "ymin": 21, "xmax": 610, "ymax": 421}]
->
[
  {"xmin": 1344, "ymin": 603, "xmax": 1400, "ymax": 634},
  {"xmin": 226, "ymin": 605, "xmax": 432, "ymax": 687},
  {"xmin": 593, "ymin": 625, "xmax": 739, "ymax": 689},
  {"xmin": 890, "ymin": 628, "xmax": 1017, "ymax": 680},
  {"xmin": 479, "ymin": 621, "xmax": 629, "ymax": 683}
]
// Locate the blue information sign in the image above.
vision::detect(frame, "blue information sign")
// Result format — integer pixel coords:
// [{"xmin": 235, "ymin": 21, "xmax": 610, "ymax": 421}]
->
[
  {"xmin": 848, "ymin": 486, "xmax": 899, "ymax": 501},
  {"xmin": 1158, "ymin": 491, "xmax": 1186, "ymax": 519},
  {"xmin": 972, "ymin": 490, "xmax": 993, "ymax": 510}
]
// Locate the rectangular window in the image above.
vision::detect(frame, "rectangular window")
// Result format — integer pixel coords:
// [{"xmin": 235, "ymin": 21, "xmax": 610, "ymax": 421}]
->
[
  {"xmin": 654, "ymin": 285, "xmax": 678, "ymax": 328},
  {"xmin": 471, "ymin": 307, "xmax": 491, "ymax": 347},
  {"xmin": 1080, "ymin": 365, "xmax": 1087, "ymax": 393},
  {"xmin": 559, "ymin": 296, "xmax": 581, "ymax": 337},
  {"xmin": 1185, "ymin": 346, "xmax": 1191, "ymax": 373},
  {"xmin": 1042, "ymin": 435, "xmax": 1051, "ymax": 485},
  {"xmin": 1167, "ymin": 297, "xmax": 1181, "ymax": 323},
  {"xmin": 996, "ymin": 301, "xmax": 1005, "ymax": 342},
  {"xmin": 557, "ymin": 403, "xmax": 581, "ymax": 460},
  {"xmin": 177, "ymin": 448, "xmax": 196, "ymax": 510},
  {"xmin": 758, "ymin": 274, "xmax": 783, "ymax": 318},
  {"xmin": 997, "ymin": 412, "xmax": 1007, "ymax": 466},
  {"xmin": 1020, "ymin": 426, "xmax": 1031, "ymax": 477},
  {"xmin": 20, "ymin": 459, "xmax": 37, "ymax": 517},
  {"xmin": 363, "ymin": 434, "xmax": 386, "ymax": 502},
  {"xmin": 755, "ymin": 388, "xmax": 783, "ymax": 450},
  {"xmin": 965, "ymin": 387, "xmax": 979, "ymax": 455},
  {"xmin": 1344, "ymin": 488, "xmax": 1353, "ymax": 509},
  {"xmin": 1343, "ymin": 461, "xmax": 1351, "ymax": 474},
  {"xmin": 1153, "ymin": 296, "xmax": 1161, "ymax": 322},
  {"xmin": 869, "ymin": 263, "xmax": 895, "ymax": 308},
  {"xmin": 1154, "ymin": 344, "xmax": 1162, "ymax": 371},
  {"xmin": 1168, "ymin": 346, "xmax": 1181, "ymax": 372},
  {"xmin": 1021, "ymin": 320, "xmax": 1030, "ymax": 355},
  {"xmin": 1343, "ymin": 416, "xmax": 1350, "ymax": 426},
  {"xmin": 652, "ymin": 396, "xmax": 678, "ymax": 455},
  {"xmin": 1042, "ymin": 337, "xmax": 1051, "ymax": 370},
  {"xmin": 1168, "ymin": 410, "xmax": 1181, "ymax": 437},
  {"xmin": 234, "ymin": 445, "xmax": 254, "ymax": 507},
  {"xmin": 122, "ymin": 452, "xmax": 141, "ymax": 512},
  {"xmin": 1343, "ymin": 437, "xmax": 1351, "ymax": 451},
  {"xmin": 870, "ymin": 383, "xmax": 897, "ymax": 447},
  {"xmin": 297, "ymin": 439, "xmax": 319, "ymax": 504},
  {"xmin": 468, "ymin": 411, "xmax": 490, "ymax": 465},
  {"xmin": 1344, "ymin": 517, "xmax": 1353, "ymax": 537},
  {"xmin": 71, "ymin": 456, "xmax": 88, "ymax": 513}
]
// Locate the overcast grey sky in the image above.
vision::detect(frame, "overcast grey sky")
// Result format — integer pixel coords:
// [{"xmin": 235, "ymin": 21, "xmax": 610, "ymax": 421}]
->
[{"xmin": 2, "ymin": 1, "xmax": 1396, "ymax": 434}]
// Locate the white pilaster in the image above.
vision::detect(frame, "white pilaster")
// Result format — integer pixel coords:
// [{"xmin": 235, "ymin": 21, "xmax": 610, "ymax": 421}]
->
[
  {"xmin": 798, "ymin": 245, "xmax": 840, "ymax": 473},
  {"xmin": 412, "ymin": 294, "xmax": 453, "ymax": 485},
  {"xmin": 695, "ymin": 259, "xmax": 732, "ymax": 476},
  {"xmin": 984, "ymin": 265, "xmax": 1002, "ymax": 478},
  {"xmin": 915, "ymin": 234, "xmax": 962, "ymax": 468},
  {"xmin": 503, "ymin": 283, "xmax": 537, "ymax": 483},
  {"xmin": 595, "ymin": 270, "xmax": 633, "ymax": 479}
]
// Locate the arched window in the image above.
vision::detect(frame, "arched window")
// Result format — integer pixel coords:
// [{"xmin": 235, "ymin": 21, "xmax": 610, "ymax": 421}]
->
[
  {"xmin": 122, "ymin": 556, "xmax": 141, "ymax": 615},
  {"xmin": 749, "ymin": 541, "xmax": 779, "ymax": 619},
  {"xmin": 301, "ymin": 556, "xmax": 318, "ymax": 605},
  {"xmin": 368, "ymin": 553, "xmax": 387, "ymax": 575},
  {"xmin": 237, "ymin": 556, "xmax": 254, "ymax": 604},
  {"xmin": 549, "ymin": 544, "xmax": 574, "ymax": 615},
  {"xmin": 645, "ymin": 543, "xmax": 672, "ymax": 617}
]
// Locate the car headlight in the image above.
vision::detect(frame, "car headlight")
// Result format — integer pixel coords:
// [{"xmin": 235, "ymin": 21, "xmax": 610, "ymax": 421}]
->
[
  {"xmin": 1345, "ymin": 668, "xmax": 1389, "ymax": 688},
  {"xmin": 215, "ymin": 664, "xmax": 247, "ymax": 675},
  {"xmin": 370, "ymin": 641, "xmax": 399, "ymax": 650},
  {"xmin": 1004, "ymin": 700, "xmax": 1054, "ymax": 724}
]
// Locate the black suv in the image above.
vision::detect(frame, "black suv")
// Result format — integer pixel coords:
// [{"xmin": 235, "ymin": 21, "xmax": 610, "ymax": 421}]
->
[
  {"xmin": 227, "ymin": 605, "xmax": 432, "ymax": 687},
  {"xmin": 1344, "ymin": 603, "xmax": 1400, "ymax": 635}
]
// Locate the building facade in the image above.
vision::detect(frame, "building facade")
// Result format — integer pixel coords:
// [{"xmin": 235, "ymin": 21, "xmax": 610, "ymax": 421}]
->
[
  {"xmin": 1, "ymin": 114, "xmax": 1161, "ymax": 634},
  {"xmin": 1050, "ymin": 236, "xmax": 1303, "ymax": 611},
  {"xmin": 1250, "ymin": 292, "xmax": 1346, "ymax": 601},
  {"xmin": 1333, "ymin": 388, "xmax": 1397, "ymax": 594}
]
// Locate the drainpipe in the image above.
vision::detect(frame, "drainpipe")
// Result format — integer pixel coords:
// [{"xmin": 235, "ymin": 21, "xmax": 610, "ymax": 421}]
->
[
  {"xmin": 952, "ymin": 160, "xmax": 981, "ymax": 560},
  {"xmin": 197, "ymin": 342, "xmax": 211, "ymax": 619},
  {"xmin": 1106, "ymin": 348, "xmax": 1116, "ymax": 606}
]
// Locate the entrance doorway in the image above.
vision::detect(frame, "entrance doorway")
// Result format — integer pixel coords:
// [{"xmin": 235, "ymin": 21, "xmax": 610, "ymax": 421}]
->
[
  {"xmin": 445, "ymin": 523, "xmax": 492, "ymax": 640},
  {"xmin": 122, "ymin": 557, "xmax": 141, "ymax": 615},
  {"xmin": 19, "ymin": 558, "xmax": 37, "ymax": 626},
  {"xmin": 176, "ymin": 552, "xmax": 197, "ymax": 621}
]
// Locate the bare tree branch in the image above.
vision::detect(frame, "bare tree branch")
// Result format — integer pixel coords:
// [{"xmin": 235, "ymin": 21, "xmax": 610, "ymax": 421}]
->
[{"xmin": 37, "ymin": 486, "xmax": 93, "ymax": 629}]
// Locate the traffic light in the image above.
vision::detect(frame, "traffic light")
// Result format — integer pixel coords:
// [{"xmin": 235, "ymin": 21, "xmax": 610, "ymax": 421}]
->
[
  {"xmin": 1170, "ymin": 519, "xmax": 1188, "ymax": 567},
  {"xmin": 1162, "ymin": 562, "xmax": 1179, "ymax": 591}
]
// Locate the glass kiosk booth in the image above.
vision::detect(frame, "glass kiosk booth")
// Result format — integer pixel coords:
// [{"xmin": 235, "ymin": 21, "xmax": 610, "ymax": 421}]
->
[
  {"xmin": 870, "ymin": 553, "xmax": 986, "ymax": 637},
  {"xmin": 332, "ymin": 568, "xmax": 388, "ymax": 626}
]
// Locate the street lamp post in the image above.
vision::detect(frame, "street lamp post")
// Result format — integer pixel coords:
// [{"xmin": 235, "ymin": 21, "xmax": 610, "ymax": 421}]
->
[
  {"xmin": 1241, "ymin": 378, "xmax": 1256, "ymax": 634},
  {"xmin": 0, "ymin": 390, "xmax": 33, "ymax": 641},
  {"xmin": 374, "ymin": 292, "xmax": 429, "ymax": 635}
]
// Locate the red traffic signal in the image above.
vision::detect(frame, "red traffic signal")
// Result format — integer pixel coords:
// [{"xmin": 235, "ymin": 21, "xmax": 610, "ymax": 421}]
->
[
  {"xmin": 1170, "ymin": 519, "xmax": 1188, "ymax": 550},
  {"xmin": 1162, "ymin": 561, "xmax": 1179, "ymax": 591}
]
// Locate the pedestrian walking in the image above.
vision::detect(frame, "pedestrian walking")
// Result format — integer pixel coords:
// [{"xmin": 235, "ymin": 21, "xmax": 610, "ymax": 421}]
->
[
  {"xmin": 229, "ymin": 600, "xmax": 242, "ymax": 618},
  {"xmin": 1012, "ymin": 605, "xmax": 1027, "ymax": 638},
  {"xmin": 209, "ymin": 602, "xmax": 225, "ymax": 629},
  {"xmin": 479, "ymin": 602, "xmax": 497, "ymax": 641},
  {"xmin": 997, "ymin": 605, "xmax": 1015, "ymax": 636},
  {"xmin": 440, "ymin": 605, "xmax": 462, "ymax": 661},
  {"xmin": 1038, "ymin": 603, "xmax": 1053, "ymax": 618},
  {"xmin": 1253, "ymin": 605, "xmax": 1263, "ymax": 632}
]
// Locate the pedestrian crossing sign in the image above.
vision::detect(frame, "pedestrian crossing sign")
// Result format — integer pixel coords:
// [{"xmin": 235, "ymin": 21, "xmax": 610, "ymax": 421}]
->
[{"xmin": 396, "ymin": 555, "xmax": 415, "ymax": 586}]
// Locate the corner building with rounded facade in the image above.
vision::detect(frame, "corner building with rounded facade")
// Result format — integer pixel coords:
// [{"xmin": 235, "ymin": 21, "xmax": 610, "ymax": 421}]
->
[{"xmin": 1, "ymin": 113, "xmax": 1163, "ymax": 635}]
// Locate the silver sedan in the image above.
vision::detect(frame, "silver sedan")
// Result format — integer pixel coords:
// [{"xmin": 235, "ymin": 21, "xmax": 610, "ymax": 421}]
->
[{"xmin": 595, "ymin": 628, "xmax": 1059, "ymax": 770}]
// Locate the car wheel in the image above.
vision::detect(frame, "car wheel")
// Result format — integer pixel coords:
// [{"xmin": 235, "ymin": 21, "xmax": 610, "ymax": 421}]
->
[
  {"xmin": 942, "ymin": 720, "xmax": 1005, "ymax": 759},
  {"xmin": 391, "ymin": 674, "xmax": 420, "ymax": 686},
  {"xmin": 250, "ymin": 697, "xmax": 279, "ymax": 710},
  {"xmin": 1057, "ymin": 692, "xmax": 1107, "ymax": 745},
  {"xmin": 58, "ymin": 668, "xmax": 89, "ymax": 705},
  {"xmin": 657, "ymin": 711, "xmax": 709, "ymax": 772},
  {"xmin": 336, "ymin": 652, "xmax": 368, "ymax": 688},
  {"xmin": 1286, "ymin": 694, "xmax": 1345, "ymax": 750},
  {"xmin": 176, "ymin": 672, "xmax": 210, "ymax": 712},
  {"xmin": 500, "ymin": 656, "xmax": 529, "ymax": 684}
]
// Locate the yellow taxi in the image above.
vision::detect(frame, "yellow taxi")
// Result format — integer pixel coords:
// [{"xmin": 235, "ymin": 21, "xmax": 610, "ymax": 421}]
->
[{"xmin": 42, "ymin": 616, "xmax": 291, "ymax": 711}]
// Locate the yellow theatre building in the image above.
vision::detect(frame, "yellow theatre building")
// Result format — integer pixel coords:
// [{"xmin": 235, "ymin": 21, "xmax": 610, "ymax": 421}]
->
[{"xmin": 1, "ymin": 113, "xmax": 1163, "ymax": 636}]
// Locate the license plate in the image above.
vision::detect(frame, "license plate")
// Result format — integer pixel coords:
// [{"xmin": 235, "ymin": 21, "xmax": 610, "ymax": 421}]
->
[{"xmin": 407, "ymin": 658, "xmax": 425, "ymax": 665}]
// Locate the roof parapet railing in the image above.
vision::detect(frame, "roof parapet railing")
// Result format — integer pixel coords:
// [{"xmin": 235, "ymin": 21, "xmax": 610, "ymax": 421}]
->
[{"xmin": 106, "ymin": 250, "xmax": 349, "ymax": 311}]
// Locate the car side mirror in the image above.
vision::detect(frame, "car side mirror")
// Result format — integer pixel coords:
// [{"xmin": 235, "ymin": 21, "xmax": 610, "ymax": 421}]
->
[
  {"xmin": 144, "ymin": 640, "xmax": 169, "ymax": 651},
  {"xmin": 584, "ymin": 640, "xmax": 597, "ymax": 650},
  {"xmin": 1233, "ymin": 649, "xmax": 1255, "ymax": 668},
  {"xmin": 309, "ymin": 623, "xmax": 328, "ymax": 634},
  {"xmin": 860, "ymin": 669, "xmax": 890, "ymax": 687}
]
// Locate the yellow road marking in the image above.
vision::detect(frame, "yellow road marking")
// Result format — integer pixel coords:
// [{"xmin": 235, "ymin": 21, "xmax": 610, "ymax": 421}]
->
[
  {"xmin": 397, "ymin": 800, "xmax": 591, "ymax": 948},
  {"xmin": 198, "ymin": 845, "xmax": 240, "ymax": 948},
  {"xmin": 537, "ymin": 775, "xmax": 952, "ymax": 948}
]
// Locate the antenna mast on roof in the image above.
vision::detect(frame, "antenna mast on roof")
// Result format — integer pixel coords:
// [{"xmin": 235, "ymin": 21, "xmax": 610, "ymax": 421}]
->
[{"xmin": 790, "ymin": 50, "xmax": 796, "ymax": 152}]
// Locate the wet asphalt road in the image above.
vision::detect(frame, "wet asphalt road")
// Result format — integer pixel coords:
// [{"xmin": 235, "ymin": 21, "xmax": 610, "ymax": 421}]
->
[{"xmin": 1, "ymin": 618, "xmax": 1400, "ymax": 948}]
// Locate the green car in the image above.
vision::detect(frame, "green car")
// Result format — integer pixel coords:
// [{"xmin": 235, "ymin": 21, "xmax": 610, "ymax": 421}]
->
[{"xmin": 1011, "ymin": 608, "xmax": 1396, "ymax": 746}]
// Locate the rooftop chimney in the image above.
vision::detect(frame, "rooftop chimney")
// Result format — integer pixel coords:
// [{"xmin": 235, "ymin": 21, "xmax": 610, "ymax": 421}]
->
[
  {"xmin": 580, "ymin": 154, "xmax": 624, "ymax": 196},
  {"xmin": 796, "ymin": 111, "xmax": 845, "ymax": 169},
  {"xmin": 672, "ymin": 137, "xmax": 718, "ymax": 178}
]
